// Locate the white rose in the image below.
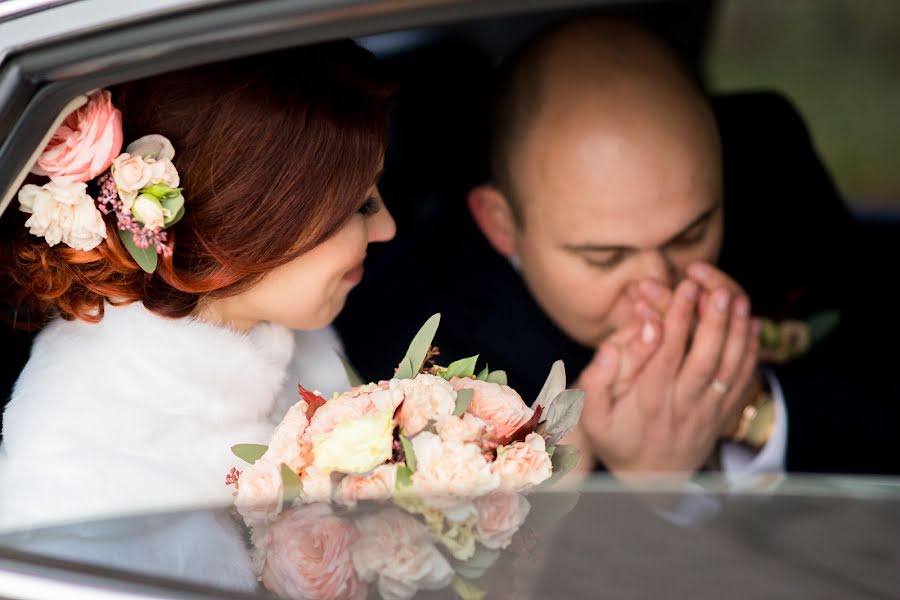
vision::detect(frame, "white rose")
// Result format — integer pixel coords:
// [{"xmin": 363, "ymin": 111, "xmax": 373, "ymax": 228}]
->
[
  {"xmin": 112, "ymin": 153, "xmax": 151, "ymax": 203},
  {"xmin": 147, "ymin": 157, "xmax": 180, "ymax": 188},
  {"xmin": 392, "ymin": 374, "xmax": 457, "ymax": 437},
  {"xmin": 131, "ymin": 194, "xmax": 166, "ymax": 229},
  {"xmin": 312, "ymin": 409, "xmax": 394, "ymax": 474},
  {"xmin": 352, "ymin": 508, "xmax": 454, "ymax": 600},
  {"xmin": 18, "ymin": 182, "xmax": 106, "ymax": 251}
]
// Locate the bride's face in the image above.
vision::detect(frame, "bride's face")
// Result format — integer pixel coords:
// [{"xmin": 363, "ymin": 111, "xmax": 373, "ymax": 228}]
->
[{"xmin": 204, "ymin": 183, "xmax": 395, "ymax": 331}]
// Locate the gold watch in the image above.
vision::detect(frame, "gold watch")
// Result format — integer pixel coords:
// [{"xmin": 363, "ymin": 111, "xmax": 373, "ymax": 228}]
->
[{"xmin": 732, "ymin": 389, "xmax": 776, "ymax": 450}]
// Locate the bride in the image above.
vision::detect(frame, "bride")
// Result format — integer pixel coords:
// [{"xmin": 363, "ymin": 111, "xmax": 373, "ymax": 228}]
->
[{"xmin": 0, "ymin": 40, "xmax": 394, "ymax": 589}]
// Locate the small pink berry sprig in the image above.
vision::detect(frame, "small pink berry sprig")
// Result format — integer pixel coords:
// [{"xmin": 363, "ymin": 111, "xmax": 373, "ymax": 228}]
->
[
  {"xmin": 225, "ymin": 467, "xmax": 241, "ymax": 497},
  {"xmin": 95, "ymin": 172, "xmax": 173, "ymax": 257}
]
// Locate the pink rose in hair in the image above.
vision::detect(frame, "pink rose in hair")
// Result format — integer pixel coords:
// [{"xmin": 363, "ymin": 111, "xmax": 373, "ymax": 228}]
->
[
  {"xmin": 31, "ymin": 90, "xmax": 123, "ymax": 184},
  {"xmin": 261, "ymin": 503, "xmax": 365, "ymax": 600},
  {"xmin": 451, "ymin": 378, "xmax": 533, "ymax": 443}
]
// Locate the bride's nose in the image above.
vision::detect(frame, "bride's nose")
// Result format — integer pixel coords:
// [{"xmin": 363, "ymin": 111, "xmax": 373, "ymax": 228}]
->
[{"xmin": 367, "ymin": 204, "xmax": 396, "ymax": 244}]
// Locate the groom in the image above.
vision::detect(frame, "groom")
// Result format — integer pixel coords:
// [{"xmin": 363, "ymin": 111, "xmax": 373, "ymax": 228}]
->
[{"xmin": 338, "ymin": 17, "xmax": 899, "ymax": 478}]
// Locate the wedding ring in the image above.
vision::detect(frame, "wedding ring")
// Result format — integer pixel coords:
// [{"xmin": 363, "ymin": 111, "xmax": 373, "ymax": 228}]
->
[{"xmin": 712, "ymin": 379, "xmax": 730, "ymax": 395}]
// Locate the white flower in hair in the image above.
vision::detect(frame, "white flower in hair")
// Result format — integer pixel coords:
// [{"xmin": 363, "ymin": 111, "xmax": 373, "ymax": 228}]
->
[
  {"xmin": 18, "ymin": 182, "xmax": 107, "ymax": 251},
  {"xmin": 111, "ymin": 135, "xmax": 180, "ymax": 206}
]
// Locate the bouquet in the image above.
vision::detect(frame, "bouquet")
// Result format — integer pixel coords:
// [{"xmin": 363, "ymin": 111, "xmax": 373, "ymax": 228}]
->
[{"xmin": 227, "ymin": 314, "xmax": 584, "ymax": 600}]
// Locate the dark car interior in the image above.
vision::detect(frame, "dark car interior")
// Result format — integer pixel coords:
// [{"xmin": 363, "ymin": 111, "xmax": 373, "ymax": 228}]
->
[{"xmin": 2, "ymin": 0, "xmax": 898, "ymax": 442}]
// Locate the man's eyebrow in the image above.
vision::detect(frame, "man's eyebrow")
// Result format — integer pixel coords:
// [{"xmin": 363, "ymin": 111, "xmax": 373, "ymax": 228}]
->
[{"xmin": 562, "ymin": 203, "xmax": 719, "ymax": 253}]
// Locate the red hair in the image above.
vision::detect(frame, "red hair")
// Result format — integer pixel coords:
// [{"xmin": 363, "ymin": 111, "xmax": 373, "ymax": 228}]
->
[{"xmin": 2, "ymin": 41, "xmax": 392, "ymax": 325}]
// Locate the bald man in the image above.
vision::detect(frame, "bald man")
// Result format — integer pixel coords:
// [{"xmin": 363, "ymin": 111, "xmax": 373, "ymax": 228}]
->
[{"xmin": 338, "ymin": 18, "xmax": 900, "ymax": 478}]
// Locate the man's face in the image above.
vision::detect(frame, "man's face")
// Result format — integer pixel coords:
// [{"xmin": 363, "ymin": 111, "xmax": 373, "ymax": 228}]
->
[{"xmin": 510, "ymin": 104, "xmax": 724, "ymax": 349}]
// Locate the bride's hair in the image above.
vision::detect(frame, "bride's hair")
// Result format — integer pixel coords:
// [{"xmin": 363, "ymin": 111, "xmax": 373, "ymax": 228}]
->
[{"xmin": 2, "ymin": 40, "xmax": 391, "ymax": 325}]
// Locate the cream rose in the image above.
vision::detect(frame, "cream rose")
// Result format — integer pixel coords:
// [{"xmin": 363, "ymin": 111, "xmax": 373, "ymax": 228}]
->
[
  {"xmin": 352, "ymin": 508, "xmax": 454, "ymax": 600},
  {"xmin": 131, "ymin": 194, "xmax": 166, "ymax": 229},
  {"xmin": 111, "ymin": 153, "xmax": 152, "ymax": 203},
  {"xmin": 300, "ymin": 465, "xmax": 334, "ymax": 503},
  {"xmin": 234, "ymin": 459, "xmax": 283, "ymax": 527},
  {"xmin": 452, "ymin": 378, "xmax": 533, "ymax": 442},
  {"xmin": 260, "ymin": 504, "xmax": 365, "ymax": 600},
  {"xmin": 412, "ymin": 432, "xmax": 499, "ymax": 520},
  {"xmin": 334, "ymin": 464, "xmax": 397, "ymax": 507},
  {"xmin": 473, "ymin": 491, "xmax": 531, "ymax": 550},
  {"xmin": 304, "ymin": 383, "xmax": 402, "ymax": 441},
  {"xmin": 18, "ymin": 182, "xmax": 106, "ymax": 251},
  {"xmin": 492, "ymin": 433, "xmax": 553, "ymax": 491},
  {"xmin": 393, "ymin": 374, "xmax": 457, "ymax": 437},
  {"xmin": 312, "ymin": 409, "xmax": 394, "ymax": 474},
  {"xmin": 434, "ymin": 413, "xmax": 487, "ymax": 444}
]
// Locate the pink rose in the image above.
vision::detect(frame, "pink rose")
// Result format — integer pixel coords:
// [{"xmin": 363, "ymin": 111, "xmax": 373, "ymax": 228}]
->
[
  {"xmin": 434, "ymin": 413, "xmax": 487, "ymax": 445},
  {"xmin": 234, "ymin": 460, "xmax": 283, "ymax": 527},
  {"xmin": 492, "ymin": 433, "xmax": 553, "ymax": 491},
  {"xmin": 473, "ymin": 491, "xmax": 531, "ymax": 550},
  {"xmin": 334, "ymin": 464, "xmax": 397, "ymax": 508},
  {"xmin": 393, "ymin": 374, "xmax": 456, "ymax": 437},
  {"xmin": 303, "ymin": 383, "xmax": 402, "ymax": 441},
  {"xmin": 32, "ymin": 90, "xmax": 123, "ymax": 184},
  {"xmin": 300, "ymin": 465, "xmax": 334, "ymax": 504},
  {"xmin": 261, "ymin": 503, "xmax": 365, "ymax": 600},
  {"xmin": 262, "ymin": 401, "xmax": 310, "ymax": 472},
  {"xmin": 451, "ymin": 378, "xmax": 533, "ymax": 442},
  {"xmin": 351, "ymin": 508, "xmax": 454, "ymax": 600},
  {"xmin": 411, "ymin": 432, "xmax": 499, "ymax": 520}
]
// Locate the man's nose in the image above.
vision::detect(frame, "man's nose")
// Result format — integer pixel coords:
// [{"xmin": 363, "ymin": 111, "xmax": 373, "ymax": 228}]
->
[{"xmin": 637, "ymin": 250, "xmax": 676, "ymax": 289}]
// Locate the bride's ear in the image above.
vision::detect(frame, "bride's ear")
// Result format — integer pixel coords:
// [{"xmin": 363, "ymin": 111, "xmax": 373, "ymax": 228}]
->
[{"xmin": 467, "ymin": 185, "xmax": 518, "ymax": 258}]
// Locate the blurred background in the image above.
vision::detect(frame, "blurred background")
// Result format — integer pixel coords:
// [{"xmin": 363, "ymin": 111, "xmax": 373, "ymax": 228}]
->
[{"xmin": 707, "ymin": 0, "xmax": 900, "ymax": 212}]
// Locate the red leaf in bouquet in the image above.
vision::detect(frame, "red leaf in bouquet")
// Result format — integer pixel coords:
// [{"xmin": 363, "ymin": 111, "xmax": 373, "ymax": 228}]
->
[
  {"xmin": 298, "ymin": 384, "xmax": 326, "ymax": 420},
  {"xmin": 493, "ymin": 405, "xmax": 543, "ymax": 447}
]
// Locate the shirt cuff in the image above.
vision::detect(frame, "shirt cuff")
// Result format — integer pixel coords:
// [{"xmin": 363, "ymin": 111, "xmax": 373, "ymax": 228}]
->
[{"xmin": 719, "ymin": 369, "xmax": 788, "ymax": 491}]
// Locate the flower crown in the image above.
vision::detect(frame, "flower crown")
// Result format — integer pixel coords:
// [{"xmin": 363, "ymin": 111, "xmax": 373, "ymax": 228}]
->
[{"xmin": 17, "ymin": 89, "xmax": 185, "ymax": 273}]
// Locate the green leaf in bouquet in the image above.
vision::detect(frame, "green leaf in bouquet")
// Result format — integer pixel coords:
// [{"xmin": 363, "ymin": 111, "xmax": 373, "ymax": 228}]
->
[
  {"xmin": 119, "ymin": 228, "xmax": 158, "ymax": 273},
  {"xmin": 400, "ymin": 433, "xmax": 417, "ymax": 472},
  {"xmin": 336, "ymin": 351, "xmax": 365, "ymax": 387},
  {"xmin": 442, "ymin": 355, "xmax": 479, "ymax": 380},
  {"xmin": 453, "ymin": 388, "xmax": 474, "ymax": 416},
  {"xmin": 532, "ymin": 359, "xmax": 566, "ymax": 416},
  {"xmin": 485, "ymin": 370, "xmax": 507, "ymax": 385},
  {"xmin": 452, "ymin": 576, "xmax": 486, "ymax": 600},
  {"xmin": 475, "ymin": 365, "xmax": 490, "ymax": 381},
  {"xmin": 396, "ymin": 465, "xmax": 413, "ymax": 489},
  {"xmin": 281, "ymin": 463, "xmax": 303, "ymax": 503},
  {"xmin": 758, "ymin": 318, "xmax": 782, "ymax": 349},
  {"xmin": 395, "ymin": 313, "xmax": 441, "ymax": 379},
  {"xmin": 547, "ymin": 444, "xmax": 580, "ymax": 483},
  {"xmin": 807, "ymin": 309, "xmax": 841, "ymax": 346},
  {"xmin": 523, "ymin": 487, "xmax": 581, "ymax": 531},
  {"xmin": 453, "ymin": 546, "xmax": 501, "ymax": 580},
  {"xmin": 542, "ymin": 390, "xmax": 585, "ymax": 444},
  {"xmin": 231, "ymin": 443, "xmax": 268, "ymax": 464}
]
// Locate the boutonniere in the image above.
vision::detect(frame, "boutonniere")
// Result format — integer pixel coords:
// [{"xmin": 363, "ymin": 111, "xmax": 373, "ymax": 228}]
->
[{"xmin": 759, "ymin": 310, "xmax": 841, "ymax": 364}]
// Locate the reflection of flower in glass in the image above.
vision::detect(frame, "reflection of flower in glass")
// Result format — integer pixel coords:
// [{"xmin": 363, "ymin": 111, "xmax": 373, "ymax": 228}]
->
[
  {"xmin": 474, "ymin": 490, "xmax": 531, "ymax": 550},
  {"xmin": 261, "ymin": 503, "xmax": 365, "ymax": 600},
  {"xmin": 234, "ymin": 460, "xmax": 282, "ymax": 528},
  {"xmin": 352, "ymin": 508, "xmax": 454, "ymax": 600}
]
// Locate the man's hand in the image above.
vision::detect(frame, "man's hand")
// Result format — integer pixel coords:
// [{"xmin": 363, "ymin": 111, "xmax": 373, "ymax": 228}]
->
[{"xmin": 577, "ymin": 274, "xmax": 760, "ymax": 481}]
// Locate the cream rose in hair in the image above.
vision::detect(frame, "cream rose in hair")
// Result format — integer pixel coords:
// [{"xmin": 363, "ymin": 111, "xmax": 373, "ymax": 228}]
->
[
  {"xmin": 31, "ymin": 89, "xmax": 123, "ymax": 184},
  {"xmin": 393, "ymin": 374, "xmax": 457, "ymax": 436},
  {"xmin": 352, "ymin": 508, "xmax": 454, "ymax": 600},
  {"xmin": 17, "ymin": 182, "xmax": 107, "ymax": 251},
  {"xmin": 112, "ymin": 153, "xmax": 180, "ymax": 205},
  {"xmin": 451, "ymin": 378, "xmax": 534, "ymax": 442},
  {"xmin": 261, "ymin": 504, "xmax": 364, "ymax": 600}
]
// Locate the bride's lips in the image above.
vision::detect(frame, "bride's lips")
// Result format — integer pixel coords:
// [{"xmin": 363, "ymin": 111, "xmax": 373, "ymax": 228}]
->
[{"xmin": 343, "ymin": 262, "xmax": 365, "ymax": 283}]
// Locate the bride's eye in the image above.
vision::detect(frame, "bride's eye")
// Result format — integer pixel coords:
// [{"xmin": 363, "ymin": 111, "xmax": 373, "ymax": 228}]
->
[{"xmin": 358, "ymin": 197, "xmax": 380, "ymax": 216}]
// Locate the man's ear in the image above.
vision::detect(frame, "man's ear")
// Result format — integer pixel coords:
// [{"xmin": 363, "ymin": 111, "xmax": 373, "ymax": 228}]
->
[{"xmin": 468, "ymin": 185, "xmax": 518, "ymax": 258}]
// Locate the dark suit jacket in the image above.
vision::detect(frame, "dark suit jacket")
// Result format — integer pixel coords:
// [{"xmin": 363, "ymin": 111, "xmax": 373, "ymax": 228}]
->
[{"xmin": 336, "ymin": 92, "xmax": 900, "ymax": 476}]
